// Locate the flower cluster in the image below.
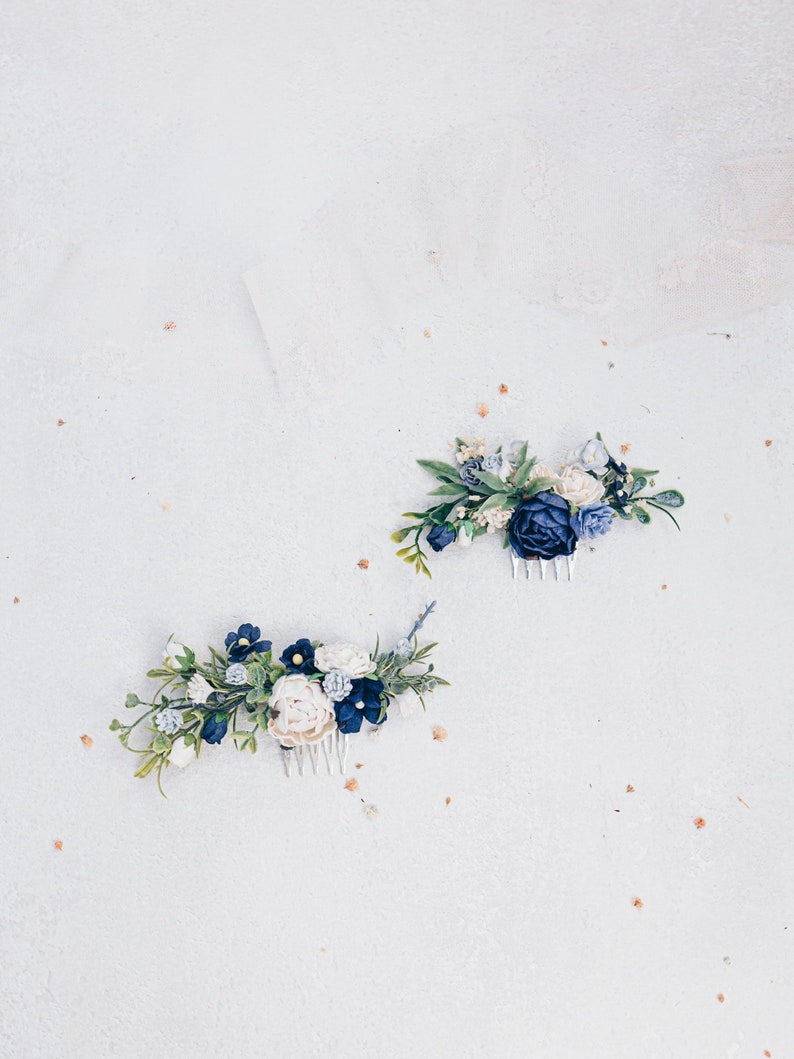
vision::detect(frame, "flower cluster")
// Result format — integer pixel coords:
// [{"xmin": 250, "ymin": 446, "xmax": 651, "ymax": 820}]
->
[
  {"xmin": 392, "ymin": 435, "xmax": 684, "ymax": 574},
  {"xmin": 111, "ymin": 607, "xmax": 447, "ymax": 793}
]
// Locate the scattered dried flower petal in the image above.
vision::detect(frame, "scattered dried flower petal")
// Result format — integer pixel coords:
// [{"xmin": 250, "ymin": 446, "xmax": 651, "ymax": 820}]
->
[
  {"xmin": 601, "ymin": 339, "xmax": 608, "ymax": 346},
  {"xmin": 765, "ymin": 439, "xmax": 772, "ymax": 447},
  {"xmin": 737, "ymin": 796, "xmax": 750, "ymax": 808},
  {"xmin": 433, "ymin": 725, "xmax": 448, "ymax": 742},
  {"xmin": 355, "ymin": 763, "xmax": 364, "ymax": 770},
  {"xmin": 626, "ymin": 784, "xmax": 635, "ymax": 793},
  {"xmin": 694, "ymin": 817, "xmax": 707, "ymax": 829},
  {"xmin": 423, "ymin": 329, "xmax": 431, "ymax": 338},
  {"xmin": 57, "ymin": 418, "xmax": 65, "ymax": 426},
  {"xmin": 344, "ymin": 778, "xmax": 360, "ymax": 792},
  {"xmin": 445, "ymin": 796, "xmax": 452, "ymax": 806},
  {"xmin": 53, "ymin": 840, "xmax": 63, "ymax": 851},
  {"xmin": 717, "ymin": 993, "xmax": 725, "ymax": 1003},
  {"xmin": 13, "ymin": 597, "xmax": 20, "ymax": 604},
  {"xmin": 620, "ymin": 444, "xmax": 631, "ymax": 455},
  {"xmin": 764, "ymin": 1050, "xmax": 771, "ymax": 1056},
  {"xmin": 161, "ymin": 503, "xmax": 170, "ymax": 512},
  {"xmin": 498, "ymin": 383, "xmax": 509, "ymax": 394},
  {"xmin": 661, "ymin": 584, "xmax": 668, "ymax": 590},
  {"xmin": 633, "ymin": 897, "xmax": 643, "ymax": 908},
  {"xmin": 364, "ymin": 804, "xmax": 379, "ymax": 819},
  {"xmin": 80, "ymin": 734, "xmax": 94, "ymax": 748},
  {"xmin": 163, "ymin": 321, "xmax": 176, "ymax": 331},
  {"xmin": 724, "ymin": 513, "xmax": 732, "ymax": 523},
  {"xmin": 477, "ymin": 403, "xmax": 489, "ymax": 418},
  {"xmin": 426, "ymin": 250, "xmax": 439, "ymax": 262},
  {"xmin": 357, "ymin": 559, "xmax": 369, "ymax": 570}
]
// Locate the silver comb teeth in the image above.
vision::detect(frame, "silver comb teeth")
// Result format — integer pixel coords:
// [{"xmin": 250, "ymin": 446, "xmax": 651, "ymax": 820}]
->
[
  {"xmin": 510, "ymin": 548, "xmax": 577, "ymax": 582},
  {"xmin": 281, "ymin": 730, "xmax": 351, "ymax": 777}
]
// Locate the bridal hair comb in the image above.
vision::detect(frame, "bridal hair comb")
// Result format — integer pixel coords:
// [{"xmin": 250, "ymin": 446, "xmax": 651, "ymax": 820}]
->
[
  {"xmin": 111, "ymin": 604, "xmax": 447, "ymax": 793},
  {"xmin": 392, "ymin": 435, "xmax": 684, "ymax": 578}
]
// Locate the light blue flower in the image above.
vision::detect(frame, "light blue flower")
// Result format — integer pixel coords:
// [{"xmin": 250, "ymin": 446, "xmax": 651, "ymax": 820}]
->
[
  {"xmin": 322, "ymin": 669, "xmax": 353, "ymax": 703},
  {"xmin": 225, "ymin": 663, "xmax": 249, "ymax": 686},
  {"xmin": 568, "ymin": 438, "xmax": 610, "ymax": 476},
  {"xmin": 394, "ymin": 638, "xmax": 413, "ymax": 658},
  {"xmin": 155, "ymin": 707, "xmax": 182, "ymax": 735}
]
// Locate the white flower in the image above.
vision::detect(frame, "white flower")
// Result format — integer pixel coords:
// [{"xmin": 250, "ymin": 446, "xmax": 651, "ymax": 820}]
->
[
  {"xmin": 455, "ymin": 506, "xmax": 467, "ymax": 519},
  {"xmin": 567, "ymin": 438, "xmax": 610, "ymax": 476},
  {"xmin": 394, "ymin": 689, "xmax": 420, "ymax": 717},
  {"xmin": 225, "ymin": 663, "xmax": 249, "ymax": 686},
  {"xmin": 394, "ymin": 638, "xmax": 413, "ymax": 658},
  {"xmin": 163, "ymin": 639, "xmax": 191, "ymax": 669},
  {"xmin": 155, "ymin": 707, "xmax": 182, "ymax": 735},
  {"xmin": 455, "ymin": 521, "xmax": 474, "ymax": 547},
  {"xmin": 187, "ymin": 674, "xmax": 213, "ymax": 704},
  {"xmin": 553, "ymin": 466, "xmax": 606, "ymax": 508},
  {"xmin": 529, "ymin": 462, "xmax": 561, "ymax": 482},
  {"xmin": 314, "ymin": 642, "xmax": 375, "ymax": 678},
  {"xmin": 267, "ymin": 673, "xmax": 337, "ymax": 747},
  {"xmin": 169, "ymin": 736, "xmax": 196, "ymax": 768},
  {"xmin": 472, "ymin": 506, "xmax": 512, "ymax": 531}
]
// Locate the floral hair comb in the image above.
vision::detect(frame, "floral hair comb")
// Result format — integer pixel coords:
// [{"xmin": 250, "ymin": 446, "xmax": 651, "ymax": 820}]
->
[
  {"xmin": 392, "ymin": 435, "xmax": 684, "ymax": 579},
  {"xmin": 111, "ymin": 604, "xmax": 446, "ymax": 793}
]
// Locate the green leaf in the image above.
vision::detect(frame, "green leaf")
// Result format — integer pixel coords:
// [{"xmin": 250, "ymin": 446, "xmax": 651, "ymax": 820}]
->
[
  {"xmin": 395, "ymin": 546, "xmax": 414, "ymax": 558},
  {"xmin": 633, "ymin": 505, "xmax": 652, "ymax": 524},
  {"xmin": 514, "ymin": 441, "xmax": 528, "ymax": 467},
  {"xmin": 184, "ymin": 733, "xmax": 196, "ymax": 746},
  {"xmin": 427, "ymin": 482, "xmax": 468, "ymax": 496},
  {"xmin": 615, "ymin": 505, "xmax": 633, "ymax": 520},
  {"xmin": 125, "ymin": 693, "xmax": 140, "ymax": 708},
  {"xmin": 650, "ymin": 489, "xmax": 685, "ymax": 508},
  {"xmin": 629, "ymin": 476, "xmax": 647, "ymax": 497},
  {"xmin": 416, "ymin": 459, "xmax": 462, "ymax": 484},
  {"xmin": 628, "ymin": 466, "xmax": 659, "ymax": 478},
  {"xmin": 478, "ymin": 492, "xmax": 510, "ymax": 513},
  {"xmin": 523, "ymin": 476, "xmax": 559, "ymax": 498},
  {"xmin": 513, "ymin": 457, "xmax": 537, "ymax": 489},
  {"xmin": 401, "ymin": 511, "xmax": 428, "ymax": 520},
  {"xmin": 134, "ymin": 756, "xmax": 160, "ymax": 779},
  {"xmin": 474, "ymin": 469, "xmax": 506, "ymax": 492},
  {"xmin": 646, "ymin": 500, "xmax": 681, "ymax": 530},
  {"xmin": 109, "ymin": 718, "xmax": 121, "ymax": 731},
  {"xmin": 152, "ymin": 733, "xmax": 172, "ymax": 754},
  {"xmin": 391, "ymin": 526, "xmax": 413, "ymax": 543}
]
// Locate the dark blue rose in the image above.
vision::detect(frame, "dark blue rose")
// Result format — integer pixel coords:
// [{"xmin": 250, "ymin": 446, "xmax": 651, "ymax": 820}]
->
[
  {"xmin": 459, "ymin": 457, "xmax": 484, "ymax": 488},
  {"xmin": 279, "ymin": 638, "xmax": 316, "ymax": 673},
  {"xmin": 225, "ymin": 623, "xmax": 272, "ymax": 663},
  {"xmin": 201, "ymin": 712, "xmax": 228, "ymax": 744},
  {"xmin": 508, "ymin": 492, "xmax": 577, "ymax": 560},
  {"xmin": 335, "ymin": 677, "xmax": 387, "ymax": 734},
  {"xmin": 427, "ymin": 522, "xmax": 455, "ymax": 552},
  {"xmin": 571, "ymin": 501, "xmax": 614, "ymax": 540}
]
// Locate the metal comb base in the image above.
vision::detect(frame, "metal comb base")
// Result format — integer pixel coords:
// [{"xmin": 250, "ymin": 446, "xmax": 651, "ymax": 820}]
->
[
  {"xmin": 510, "ymin": 548, "xmax": 577, "ymax": 581},
  {"xmin": 281, "ymin": 730, "xmax": 351, "ymax": 777}
]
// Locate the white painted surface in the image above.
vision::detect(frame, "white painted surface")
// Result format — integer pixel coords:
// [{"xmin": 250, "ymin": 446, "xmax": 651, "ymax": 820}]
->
[{"xmin": 1, "ymin": 2, "xmax": 793, "ymax": 1057}]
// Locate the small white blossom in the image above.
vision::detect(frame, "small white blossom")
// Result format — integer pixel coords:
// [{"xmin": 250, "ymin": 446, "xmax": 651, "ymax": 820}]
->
[
  {"xmin": 163, "ymin": 639, "xmax": 191, "ymax": 669},
  {"xmin": 155, "ymin": 707, "xmax": 182, "ymax": 735},
  {"xmin": 455, "ymin": 505, "xmax": 467, "ymax": 519},
  {"xmin": 472, "ymin": 505, "xmax": 512, "ymax": 531},
  {"xmin": 169, "ymin": 736, "xmax": 196, "ymax": 768},
  {"xmin": 225, "ymin": 663, "xmax": 249, "ymax": 686},
  {"xmin": 187, "ymin": 673, "xmax": 213, "ymax": 704},
  {"xmin": 364, "ymin": 804, "xmax": 380, "ymax": 819},
  {"xmin": 394, "ymin": 638, "xmax": 413, "ymax": 658}
]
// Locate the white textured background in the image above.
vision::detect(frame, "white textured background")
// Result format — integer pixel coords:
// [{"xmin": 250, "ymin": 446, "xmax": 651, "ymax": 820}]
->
[{"xmin": 2, "ymin": 2, "xmax": 793, "ymax": 1057}]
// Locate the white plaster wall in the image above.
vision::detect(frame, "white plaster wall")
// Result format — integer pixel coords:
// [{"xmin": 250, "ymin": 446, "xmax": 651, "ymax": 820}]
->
[{"xmin": 1, "ymin": 2, "xmax": 793, "ymax": 1057}]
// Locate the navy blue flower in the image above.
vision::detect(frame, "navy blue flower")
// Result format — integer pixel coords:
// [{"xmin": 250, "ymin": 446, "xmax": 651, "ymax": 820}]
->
[
  {"xmin": 335, "ymin": 677, "xmax": 387, "ymax": 734},
  {"xmin": 427, "ymin": 522, "xmax": 456, "ymax": 552},
  {"xmin": 570, "ymin": 501, "xmax": 614, "ymax": 540},
  {"xmin": 459, "ymin": 457, "xmax": 484, "ymax": 488},
  {"xmin": 508, "ymin": 492, "xmax": 578, "ymax": 560},
  {"xmin": 279, "ymin": 638, "xmax": 316, "ymax": 674},
  {"xmin": 201, "ymin": 712, "xmax": 228, "ymax": 744},
  {"xmin": 225, "ymin": 623, "xmax": 272, "ymax": 663}
]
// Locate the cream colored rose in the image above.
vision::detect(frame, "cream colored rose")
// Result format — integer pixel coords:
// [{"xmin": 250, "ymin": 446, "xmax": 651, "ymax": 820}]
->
[
  {"xmin": 267, "ymin": 673, "xmax": 337, "ymax": 747},
  {"xmin": 169, "ymin": 736, "xmax": 196, "ymax": 768},
  {"xmin": 554, "ymin": 466, "xmax": 606, "ymax": 507},
  {"xmin": 313, "ymin": 642, "xmax": 375, "ymax": 678},
  {"xmin": 529, "ymin": 462, "xmax": 561, "ymax": 482}
]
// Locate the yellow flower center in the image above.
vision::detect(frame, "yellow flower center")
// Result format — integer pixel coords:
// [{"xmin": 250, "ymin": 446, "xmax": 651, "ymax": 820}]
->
[
  {"xmin": 238, "ymin": 638, "xmax": 250, "ymax": 647},
  {"xmin": 292, "ymin": 653, "xmax": 303, "ymax": 665}
]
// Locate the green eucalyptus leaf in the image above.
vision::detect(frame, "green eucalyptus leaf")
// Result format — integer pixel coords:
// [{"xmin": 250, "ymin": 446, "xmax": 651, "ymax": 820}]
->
[
  {"xmin": 629, "ymin": 466, "xmax": 659, "ymax": 478},
  {"xmin": 629, "ymin": 476, "xmax": 647, "ymax": 497},
  {"xmin": 125, "ymin": 693, "xmax": 140, "ymax": 708},
  {"xmin": 523, "ymin": 476, "xmax": 559, "ymax": 498},
  {"xmin": 513, "ymin": 459, "xmax": 536, "ymax": 489},
  {"xmin": 416, "ymin": 459, "xmax": 462, "ymax": 483},
  {"xmin": 109, "ymin": 718, "xmax": 121, "ymax": 731},
  {"xmin": 391, "ymin": 526, "xmax": 413, "ymax": 543},
  {"xmin": 428, "ymin": 482, "xmax": 468, "ymax": 496},
  {"xmin": 152, "ymin": 733, "xmax": 172, "ymax": 754},
  {"xmin": 650, "ymin": 489, "xmax": 685, "ymax": 508},
  {"xmin": 633, "ymin": 505, "xmax": 652, "ymax": 524},
  {"xmin": 474, "ymin": 469, "xmax": 506, "ymax": 492},
  {"xmin": 615, "ymin": 506, "xmax": 633, "ymax": 520}
]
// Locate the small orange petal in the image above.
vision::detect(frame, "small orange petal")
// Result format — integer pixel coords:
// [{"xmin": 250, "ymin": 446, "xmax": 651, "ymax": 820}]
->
[
  {"xmin": 477, "ymin": 403, "xmax": 489, "ymax": 418},
  {"xmin": 620, "ymin": 444, "xmax": 631, "ymax": 455},
  {"xmin": 433, "ymin": 725, "xmax": 448, "ymax": 742},
  {"xmin": 445, "ymin": 796, "xmax": 452, "ymax": 806},
  {"xmin": 626, "ymin": 784, "xmax": 635, "ymax": 793},
  {"xmin": 765, "ymin": 439, "xmax": 772, "ymax": 447},
  {"xmin": 355, "ymin": 763, "xmax": 364, "ymax": 769},
  {"xmin": 600, "ymin": 339, "xmax": 608, "ymax": 346},
  {"xmin": 661, "ymin": 584, "xmax": 668, "ymax": 590},
  {"xmin": 423, "ymin": 329, "xmax": 431, "ymax": 338},
  {"xmin": 717, "ymin": 993, "xmax": 725, "ymax": 1003},
  {"xmin": 53, "ymin": 840, "xmax": 63, "ymax": 851},
  {"xmin": 80, "ymin": 734, "xmax": 94, "ymax": 748},
  {"xmin": 764, "ymin": 1050, "xmax": 772, "ymax": 1056},
  {"xmin": 344, "ymin": 778, "xmax": 360, "ymax": 792},
  {"xmin": 633, "ymin": 897, "xmax": 643, "ymax": 908},
  {"xmin": 163, "ymin": 320, "xmax": 176, "ymax": 331},
  {"xmin": 498, "ymin": 384, "xmax": 509, "ymax": 395},
  {"xmin": 13, "ymin": 597, "xmax": 20, "ymax": 604},
  {"xmin": 57, "ymin": 418, "xmax": 65, "ymax": 426},
  {"xmin": 694, "ymin": 817, "xmax": 707, "ymax": 829},
  {"xmin": 357, "ymin": 559, "xmax": 369, "ymax": 570}
]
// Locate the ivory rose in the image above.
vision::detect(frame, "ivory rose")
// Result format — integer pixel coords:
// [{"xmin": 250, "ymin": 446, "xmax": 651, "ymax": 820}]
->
[
  {"xmin": 553, "ymin": 466, "xmax": 606, "ymax": 508},
  {"xmin": 313, "ymin": 643, "xmax": 375, "ymax": 679},
  {"xmin": 267, "ymin": 673, "xmax": 337, "ymax": 747}
]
